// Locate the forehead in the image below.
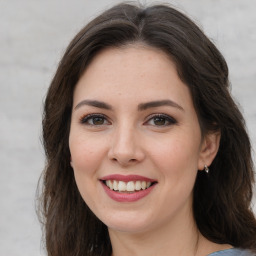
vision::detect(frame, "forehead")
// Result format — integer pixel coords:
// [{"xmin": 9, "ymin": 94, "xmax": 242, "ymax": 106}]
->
[
  {"xmin": 73, "ymin": 46, "xmax": 192, "ymax": 109},
  {"xmin": 84, "ymin": 45, "xmax": 176, "ymax": 79}
]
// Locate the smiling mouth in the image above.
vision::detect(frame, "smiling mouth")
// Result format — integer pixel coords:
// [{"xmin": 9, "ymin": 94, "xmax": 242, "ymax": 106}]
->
[{"xmin": 101, "ymin": 180, "xmax": 157, "ymax": 193}]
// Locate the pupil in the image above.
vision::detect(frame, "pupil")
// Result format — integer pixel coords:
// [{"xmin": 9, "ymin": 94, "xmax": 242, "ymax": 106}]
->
[
  {"xmin": 93, "ymin": 117, "xmax": 104, "ymax": 125},
  {"xmin": 154, "ymin": 117, "xmax": 165, "ymax": 125}
]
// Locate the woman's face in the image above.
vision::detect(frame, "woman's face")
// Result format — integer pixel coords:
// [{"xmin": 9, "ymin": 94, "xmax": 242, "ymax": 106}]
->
[{"xmin": 69, "ymin": 46, "xmax": 214, "ymax": 233}]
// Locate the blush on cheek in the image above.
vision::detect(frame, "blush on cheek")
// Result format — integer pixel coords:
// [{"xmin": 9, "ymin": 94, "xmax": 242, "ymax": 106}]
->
[{"xmin": 72, "ymin": 158, "xmax": 94, "ymax": 176}]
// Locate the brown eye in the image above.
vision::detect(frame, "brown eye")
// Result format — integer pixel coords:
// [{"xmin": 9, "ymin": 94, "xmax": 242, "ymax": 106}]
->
[
  {"xmin": 146, "ymin": 114, "xmax": 177, "ymax": 127},
  {"xmin": 80, "ymin": 114, "xmax": 110, "ymax": 126},
  {"xmin": 92, "ymin": 117, "xmax": 105, "ymax": 125},
  {"xmin": 153, "ymin": 117, "xmax": 167, "ymax": 126}
]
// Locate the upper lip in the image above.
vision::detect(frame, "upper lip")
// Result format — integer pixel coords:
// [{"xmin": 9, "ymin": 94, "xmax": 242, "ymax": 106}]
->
[{"xmin": 100, "ymin": 174, "xmax": 157, "ymax": 183}]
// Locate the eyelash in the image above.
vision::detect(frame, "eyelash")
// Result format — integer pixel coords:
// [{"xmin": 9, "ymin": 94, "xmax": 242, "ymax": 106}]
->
[
  {"xmin": 145, "ymin": 114, "xmax": 177, "ymax": 126},
  {"xmin": 80, "ymin": 113, "xmax": 110, "ymax": 126},
  {"xmin": 79, "ymin": 113, "xmax": 177, "ymax": 127}
]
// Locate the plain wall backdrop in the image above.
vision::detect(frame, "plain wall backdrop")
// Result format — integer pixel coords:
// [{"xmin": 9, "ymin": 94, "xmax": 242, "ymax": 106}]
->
[{"xmin": 0, "ymin": 0, "xmax": 255, "ymax": 255}]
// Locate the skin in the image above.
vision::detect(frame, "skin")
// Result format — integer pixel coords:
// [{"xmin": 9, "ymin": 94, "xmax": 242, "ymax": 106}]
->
[{"xmin": 69, "ymin": 46, "xmax": 230, "ymax": 256}]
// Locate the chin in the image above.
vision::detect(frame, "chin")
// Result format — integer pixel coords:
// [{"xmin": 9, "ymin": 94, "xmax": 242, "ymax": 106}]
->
[
  {"xmin": 100, "ymin": 212, "xmax": 152, "ymax": 234},
  {"xmin": 108, "ymin": 222, "xmax": 150, "ymax": 234}
]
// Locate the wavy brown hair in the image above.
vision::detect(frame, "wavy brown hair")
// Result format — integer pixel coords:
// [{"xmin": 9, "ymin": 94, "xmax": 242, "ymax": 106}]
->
[{"xmin": 37, "ymin": 2, "xmax": 256, "ymax": 255}]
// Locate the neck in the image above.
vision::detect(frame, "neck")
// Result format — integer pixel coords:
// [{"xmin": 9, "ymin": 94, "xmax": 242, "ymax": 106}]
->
[{"xmin": 109, "ymin": 207, "xmax": 201, "ymax": 256}]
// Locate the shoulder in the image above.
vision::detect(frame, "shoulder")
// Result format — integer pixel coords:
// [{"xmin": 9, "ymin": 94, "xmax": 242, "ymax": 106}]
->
[{"xmin": 208, "ymin": 248, "xmax": 256, "ymax": 256}]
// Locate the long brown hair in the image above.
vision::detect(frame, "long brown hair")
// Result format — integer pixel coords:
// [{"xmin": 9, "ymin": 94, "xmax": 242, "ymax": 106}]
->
[{"xmin": 38, "ymin": 3, "xmax": 256, "ymax": 255}]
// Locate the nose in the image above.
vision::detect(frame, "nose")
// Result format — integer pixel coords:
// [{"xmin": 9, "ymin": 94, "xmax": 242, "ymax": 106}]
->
[{"xmin": 108, "ymin": 124, "xmax": 145, "ymax": 166}]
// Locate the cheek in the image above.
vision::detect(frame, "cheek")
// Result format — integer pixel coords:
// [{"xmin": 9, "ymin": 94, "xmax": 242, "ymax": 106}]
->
[
  {"xmin": 152, "ymin": 138, "xmax": 200, "ymax": 207},
  {"xmin": 69, "ymin": 135, "xmax": 103, "ymax": 207},
  {"xmin": 151, "ymin": 135, "xmax": 201, "ymax": 172},
  {"xmin": 149, "ymin": 133, "xmax": 202, "ymax": 202},
  {"xmin": 69, "ymin": 133, "xmax": 104, "ymax": 175}
]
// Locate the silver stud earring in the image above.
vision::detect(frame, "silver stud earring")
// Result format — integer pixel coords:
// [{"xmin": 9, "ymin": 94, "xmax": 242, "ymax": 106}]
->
[{"xmin": 204, "ymin": 165, "xmax": 209, "ymax": 173}]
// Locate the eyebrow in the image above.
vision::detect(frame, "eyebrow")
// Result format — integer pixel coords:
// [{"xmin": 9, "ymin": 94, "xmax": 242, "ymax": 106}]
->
[
  {"xmin": 138, "ymin": 100, "xmax": 184, "ymax": 111},
  {"xmin": 74, "ymin": 100, "xmax": 112, "ymax": 110},
  {"xmin": 74, "ymin": 99, "xmax": 184, "ymax": 112}
]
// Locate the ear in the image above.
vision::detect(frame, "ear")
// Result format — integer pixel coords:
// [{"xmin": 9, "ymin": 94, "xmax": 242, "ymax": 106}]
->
[{"xmin": 198, "ymin": 131, "xmax": 221, "ymax": 170}]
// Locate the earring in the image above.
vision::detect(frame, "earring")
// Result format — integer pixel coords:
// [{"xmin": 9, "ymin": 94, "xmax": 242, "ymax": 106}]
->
[{"xmin": 204, "ymin": 165, "xmax": 209, "ymax": 173}]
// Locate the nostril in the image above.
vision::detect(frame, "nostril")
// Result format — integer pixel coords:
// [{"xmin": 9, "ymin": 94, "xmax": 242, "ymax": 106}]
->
[{"xmin": 111, "ymin": 157, "xmax": 137, "ymax": 166}]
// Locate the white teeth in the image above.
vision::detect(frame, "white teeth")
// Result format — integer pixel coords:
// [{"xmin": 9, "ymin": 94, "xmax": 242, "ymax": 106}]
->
[
  {"xmin": 118, "ymin": 181, "xmax": 126, "ymax": 191},
  {"xmin": 107, "ymin": 180, "xmax": 113, "ymax": 190},
  {"xmin": 127, "ymin": 181, "xmax": 135, "ymax": 191},
  {"xmin": 105, "ymin": 180, "xmax": 153, "ymax": 192},
  {"xmin": 135, "ymin": 181, "xmax": 141, "ymax": 190},
  {"xmin": 113, "ymin": 180, "xmax": 118, "ymax": 191}
]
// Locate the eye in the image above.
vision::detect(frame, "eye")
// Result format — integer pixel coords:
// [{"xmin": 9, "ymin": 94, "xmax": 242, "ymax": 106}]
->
[
  {"xmin": 80, "ymin": 114, "xmax": 110, "ymax": 126},
  {"xmin": 145, "ymin": 114, "xmax": 177, "ymax": 126}
]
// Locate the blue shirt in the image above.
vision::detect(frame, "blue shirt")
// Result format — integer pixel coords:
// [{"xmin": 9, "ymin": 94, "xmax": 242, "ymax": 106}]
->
[{"xmin": 208, "ymin": 248, "xmax": 255, "ymax": 256}]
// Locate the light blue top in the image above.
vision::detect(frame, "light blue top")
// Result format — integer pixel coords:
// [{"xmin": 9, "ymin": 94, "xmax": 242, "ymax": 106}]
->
[{"xmin": 208, "ymin": 248, "xmax": 255, "ymax": 256}]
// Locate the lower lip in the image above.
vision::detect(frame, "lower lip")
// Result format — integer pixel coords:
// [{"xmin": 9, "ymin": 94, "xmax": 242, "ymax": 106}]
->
[{"xmin": 101, "ymin": 182, "xmax": 156, "ymax": 202}]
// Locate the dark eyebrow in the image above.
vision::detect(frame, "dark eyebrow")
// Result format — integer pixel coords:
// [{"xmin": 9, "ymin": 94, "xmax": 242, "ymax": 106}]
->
[
  {"xmin": 74, "ymin": 100, "xmax": 112, "ymax": 110},
  {"xmin": 74, "ymin": 99, "xmax": 184, "ymax": 112},
  {"xmin": 138, "ymin": 100, "xmax": 184, "ymax": 111}
]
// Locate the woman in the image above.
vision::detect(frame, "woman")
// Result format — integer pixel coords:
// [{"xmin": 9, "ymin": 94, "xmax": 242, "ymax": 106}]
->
[{"xmin": 38, "ymin": 3, "xmax": 256, "ymax": 256}]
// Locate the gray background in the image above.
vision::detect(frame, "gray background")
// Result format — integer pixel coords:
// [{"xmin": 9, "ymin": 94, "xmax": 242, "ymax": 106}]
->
[{"xmin": 0, "ymin": 0, "xmax": 255, "ymax": 255}]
